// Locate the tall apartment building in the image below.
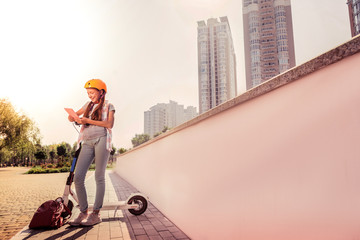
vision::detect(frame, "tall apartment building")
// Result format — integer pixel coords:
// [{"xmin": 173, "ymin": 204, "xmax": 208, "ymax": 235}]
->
[
  {"xmin": 144, "ymin": 100, "xmax": 198, "ymax": 138},
  {"xmin": 197, "ymin": 17, "xmax": 237, "ymax": 114},
  {"xmin": 242, "ymin": 0, "xmax": 295, "ymax": 90},
  {"xmin": 347, "ymin": 0, "xmax": 360, "ymax": 36}
]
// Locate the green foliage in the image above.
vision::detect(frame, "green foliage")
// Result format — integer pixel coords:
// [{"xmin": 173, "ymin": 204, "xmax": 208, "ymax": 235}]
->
[
  {"xmin": 49, "ymin": 150, "xmax": 56, "ymax": 161},
  {"xmin": 131, "ymin": 133, "xmax": 150, "ymax": 148},
  {"xmin": 26, "ymin": 166, "xmax": 47, "ymax": 174},
  {"xmin": 34, "ymin": 149, "xmax": 48, "ymax": 161},
  {"xmin": 153, "ymin": 132, "xmax": 162, "ymax": 138},
  {"xmin": 0, "ymin": 98, "xmax": 40, "ymax": 165},
  {"xmin": 57, "ymin": 145, "xmax": 67, "ymax": 158},
  {"xmin": 88, "ymin": 162, "xmax": 114, "ymax": 171},
  {"xmin": 60, "ymin": 166, "xmax": 70, "ymax": 172},
  {"xmin": 56, "ymin": 161, "xmax": 64, "ymax": 168},
  {"xmin": 162, "ymin": 126, "xmax": 170, "ymax": 133},
  {"xmin": 110, "ymin": 145, "xmax": 116, "ymax": 155},
  {"xmin": 118, "ymin": 148, "xmax": 127, "ymax": 154},
  {"xmin": 26, "ymin": 165, "xmax": 69, "ymax": 174},
  {"xmin": 70, "ymin": 142, "xmax": 78, "ymax": 157},
  {"xmin": 0, "ymin": 148, "xmax": 11, "ymax": 164},
  {"xmin": 89, "ymin": 163, "xmax": 96, "ymax": 170},
  {"xmin": 153, "ymin": 126, "xmax": 170, "ymax": 138}
]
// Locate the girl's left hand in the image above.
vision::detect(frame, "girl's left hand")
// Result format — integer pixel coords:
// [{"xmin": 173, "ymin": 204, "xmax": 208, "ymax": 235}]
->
[{"xmin": 80, "ymin": 117, "xmax": 90, "ymax": 125}]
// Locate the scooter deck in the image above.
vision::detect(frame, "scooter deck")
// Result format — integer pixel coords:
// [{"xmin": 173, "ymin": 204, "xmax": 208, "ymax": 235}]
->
[{"xmin": 86, "ymin": 201, "xmax": 140, "ymax": 211}]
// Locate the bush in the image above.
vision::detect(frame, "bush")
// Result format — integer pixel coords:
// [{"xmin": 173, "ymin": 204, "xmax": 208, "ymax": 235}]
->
[
  {"xmin": 88, "ymin": 163, "xmax": 113, "ymax": 171},
  {"xmin": 26, "ymin": 165, "xmax": 69, "ymax": 174},
  {"xmin": 60, "ymin": 167, "xmax": 70, "ymax": 172},
  {"xmin": 106, "ymin": 162, "xmax": 114, "ymax": 169},
  {"xmin": 89, "ymin": 164, "xmax": 96, "ymax": 170},
  {"xmin": 56, "ymin": 161, "xmax": 64, "ymax": 168},
  {"xmin": 32, "ymin": 168, "xmax": 45, "ymax": 174},
  {"xmin": 26, "ymin": 166, "xmax": 41, "ymax": 174}
]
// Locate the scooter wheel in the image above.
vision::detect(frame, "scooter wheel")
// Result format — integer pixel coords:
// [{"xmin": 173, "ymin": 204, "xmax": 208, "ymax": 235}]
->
[{"xmin": 127, "ymin": 195, "xmax": 148, "ymax": 215}]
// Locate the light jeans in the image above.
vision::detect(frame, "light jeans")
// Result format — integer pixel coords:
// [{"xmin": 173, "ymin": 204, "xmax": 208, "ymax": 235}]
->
[{"xmin": 74, "ymin": 136, "xmax": 109, "ymax": 212}]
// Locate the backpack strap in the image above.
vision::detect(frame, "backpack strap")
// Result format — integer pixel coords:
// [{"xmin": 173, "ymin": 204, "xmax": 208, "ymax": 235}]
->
[{"xmin": 63, "ymin": 204, "xmax": 72, "ymax": 219}]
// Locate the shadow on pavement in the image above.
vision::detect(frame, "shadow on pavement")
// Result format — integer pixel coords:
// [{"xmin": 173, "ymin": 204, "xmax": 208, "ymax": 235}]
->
[{"xmin": 19, "ymin": 225, "xmax": 92, "ymax": 240}]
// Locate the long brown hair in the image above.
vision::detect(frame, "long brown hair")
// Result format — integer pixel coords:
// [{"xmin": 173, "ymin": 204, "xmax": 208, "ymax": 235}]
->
[{"xmin": 83, "ymin": 90, "xmax": 106, "ymax": 121}]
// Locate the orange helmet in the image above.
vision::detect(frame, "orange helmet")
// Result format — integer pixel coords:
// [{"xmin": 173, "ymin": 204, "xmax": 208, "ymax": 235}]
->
[{"xmin": 84, "ymin": 79, "xmax": 107, "ymax": 93}]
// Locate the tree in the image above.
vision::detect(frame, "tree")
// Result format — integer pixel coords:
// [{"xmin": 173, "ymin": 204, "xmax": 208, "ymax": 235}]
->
[
  {"xmin": 34, "ymin": 148, "xmax": 48, "ymax": 165},
  {"xmin": 118, "ymin": 148, "xmax": 127, "ymax": 154},
  {"xmin": 0, "ymin": 99, "xmax": 39, "ymax": 150},
  {"xmin": 131, "ymin": 134, "xmax": 150, "ymax": 148},
  {"xmin": 57, "ymin": 142, "xmax": 71, "ymax": 157},
  {"xmin": 49, "ymin": 150, "xmax": 56, "ymax": 162},
  {"xmin": 47, "ymin": 144, "xmax": 59, "ymax": 164},
  {"xmin": 0, "ymin": 99, "xmax": 19, "ymax": 151},
  {"xmin": 0, "ymin": 99, "xmax": 40, "ymax": 165},
  {"xmin": 68, "ymin": 142, "xmax": 79, "ymax": 158}
]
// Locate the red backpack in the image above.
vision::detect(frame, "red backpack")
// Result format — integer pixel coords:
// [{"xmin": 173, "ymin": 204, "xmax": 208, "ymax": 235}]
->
[{"xmin": 29, "ymin": 197, "xmax": 72, "ymax": 229}]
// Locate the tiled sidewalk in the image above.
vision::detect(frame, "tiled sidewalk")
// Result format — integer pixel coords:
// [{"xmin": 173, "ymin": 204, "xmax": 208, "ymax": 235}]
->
[{"xmin": 11, "ymin": 170, "xmax": 190, "ymax": 240}]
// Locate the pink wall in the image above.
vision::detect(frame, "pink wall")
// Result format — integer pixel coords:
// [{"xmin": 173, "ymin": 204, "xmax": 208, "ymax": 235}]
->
[{"xmin": 116, "ymin": 48, "xmax": 360, "ymax": 239}]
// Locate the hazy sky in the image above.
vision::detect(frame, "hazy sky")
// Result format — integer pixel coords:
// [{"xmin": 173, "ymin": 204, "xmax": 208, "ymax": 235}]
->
[{"xmin": 0, "ymin": 0, "xmax": 351, "ymax": 149}]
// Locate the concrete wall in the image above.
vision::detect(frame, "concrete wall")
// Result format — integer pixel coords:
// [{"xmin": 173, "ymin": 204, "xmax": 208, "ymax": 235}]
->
[{"xmin": 115, "ymin": 36, "xmax": 360, "ymax": 239}]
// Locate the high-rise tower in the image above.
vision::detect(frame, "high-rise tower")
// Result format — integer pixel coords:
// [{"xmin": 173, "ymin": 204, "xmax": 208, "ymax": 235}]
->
[
  {"xmin": 197, "ymin": 17, "xmax": 237, "ymax": 114},
  {"xmin": 347, "ymin": 0, "xmax": 360, "ymax": 37},
  {"xmin": 242, "ymin": 0, "xmax": 295, "ymax": 90}
]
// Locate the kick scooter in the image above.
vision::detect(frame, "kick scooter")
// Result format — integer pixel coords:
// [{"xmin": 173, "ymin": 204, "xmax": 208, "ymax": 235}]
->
[{"xmin": 61, "ymin": 144, "xmax": 148, "ymax": 217}]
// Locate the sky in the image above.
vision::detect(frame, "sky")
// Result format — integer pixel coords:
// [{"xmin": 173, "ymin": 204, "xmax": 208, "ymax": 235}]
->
[{"xmin": 0, "ymin": 0, "xmax": 351, "ymax": 149}]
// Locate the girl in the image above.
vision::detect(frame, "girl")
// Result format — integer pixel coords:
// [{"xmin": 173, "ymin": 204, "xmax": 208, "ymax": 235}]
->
[{"xmin": 67, "ymin": 79, "xmax": 115, "ymax": 226}]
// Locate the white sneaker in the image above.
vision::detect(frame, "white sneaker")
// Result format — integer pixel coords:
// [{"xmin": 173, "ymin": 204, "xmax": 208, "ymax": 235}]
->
[
  {"xmin": 80, "ymin": 212, "xmax": 102, "ymax": 226},
  {"xmin": 69, "ymin": 212, "xmax": 88, "ymax": 226}
]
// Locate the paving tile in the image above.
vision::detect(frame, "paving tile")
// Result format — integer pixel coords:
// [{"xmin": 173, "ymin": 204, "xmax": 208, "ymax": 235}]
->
[
  {"xmin": 86, "ymin": 227, "xmax": 99, "ymax": 235},
  {"xmin": 84, "ymin": 234, "xmax": 99, "ymax": 240},
  {"xmin": 98, "ymin": 231, "xmax": 110, "ymax": 239},
  {"xmin": 172, "ymin": 231, "xmax": 190, "ymax": 239},
  {"xmin": 154, "ymin": 224, "xmax": 167, "ymax": 232},
  {"xmin": 140, "ymin": 220, "xmax": 152, "ymax": 226},
  {"xmin": 149, "ymin": 235, "xmax": 163, "ymax": 240},
  {"xmin": 110, "ymin": 226, "xmax": 123, "ymax": 238},
  {"xmin": 145, "ymin": 228, "xmax": 159, "ymax": 236},
  {"xmin": 158, "ymin": 231, "xmax": 173, "ymax": 238},
  {"xmin": 131, "ymin": 223, "xmax": 143, "ymax": 229},
  {"xmin": 133, "ymin": 228, "xmax": 146, "ymax": 236},
  {"xmin": 142, "ymin": 225, "xmax": 155, "ymax": 231},
  {"xmin": 162, "ymin": 237, "xmax": 176, "ymax": 240},
  {"xmin": 167, "ymin": 226, "xmax": 181, "ymax": 233},
  {"xmin": 135, "ymin": 235, "xmax": 150, "ymax": 240}
]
